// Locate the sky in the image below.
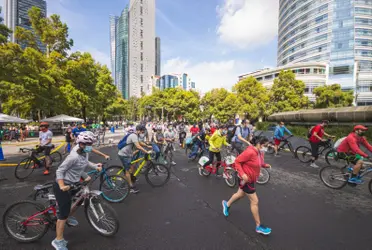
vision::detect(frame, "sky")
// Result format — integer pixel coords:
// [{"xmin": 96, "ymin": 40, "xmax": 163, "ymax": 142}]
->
[{"xmin": 0, "ymin": 0, "xmax": 279, "ymax": 93}]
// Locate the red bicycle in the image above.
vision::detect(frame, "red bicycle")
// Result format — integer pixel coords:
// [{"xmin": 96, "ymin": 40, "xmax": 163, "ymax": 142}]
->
[{"xmin": 2, "ymin": 182, "xmax": 119, "ymax": 243}]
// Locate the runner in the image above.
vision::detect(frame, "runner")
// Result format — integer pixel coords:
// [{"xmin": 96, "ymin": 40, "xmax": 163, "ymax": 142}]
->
[{"xmin": 222, "ymin": 137, "xmax": 272, "ymax": 235}]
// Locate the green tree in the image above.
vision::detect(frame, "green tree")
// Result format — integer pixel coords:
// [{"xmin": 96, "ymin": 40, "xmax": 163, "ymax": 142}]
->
[
  {"xmin": 0, "ymin": 7, "xmax": 12, "ymax": 44},
  {"xmin": 269, "ymin": 70, "xmax": 310, "ymax": 113},
  {"xmin": 201, "ymin": 88, "xmax": 236, "ymax": 123},
  {"xmin": 313, "ymin": 84, "xmax": 354, "ymax": 108}
]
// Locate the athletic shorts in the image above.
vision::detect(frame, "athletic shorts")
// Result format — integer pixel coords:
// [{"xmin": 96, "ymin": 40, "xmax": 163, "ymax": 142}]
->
[
  {"xmin": 274, "ymin": 138, "xmax": 282, "ymax": 146},
  {"xmin": 239, "ymin": 179, "xmax": 256, "ymax": 194},
  {"xmin": 53, "ymin": 182, "xmax": 72, "ymax": 220},
  {"xmin": 118, "ymin": 155, "xmax": 132, "ymax": 171}
]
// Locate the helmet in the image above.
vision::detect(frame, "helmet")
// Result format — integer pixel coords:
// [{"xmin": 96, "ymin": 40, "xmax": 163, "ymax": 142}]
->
[
  {"xmin": 40, "ymin": 122, "xmax": 49, "ymax": 127},
  {"xmin": 136, "ymin": 125, "xmax": 146, "ymax": 132},
  {"xmin": 156, "ymin": 125, "xmax": 162, "ymax": 131},
  {"xmin": 353, "ymin": 125, "xmax": 368, "ymax": 132},
  {"xmin": 76, "ymin": 131, "xmax": 96, "ymax": 144}
]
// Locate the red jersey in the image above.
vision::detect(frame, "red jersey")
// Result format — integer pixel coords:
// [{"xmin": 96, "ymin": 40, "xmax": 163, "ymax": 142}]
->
[
  {"xmin": 337, "ymin": 132, "xmax": 372, "ymax": 158},
  {"xmin": 234, "ymin": 146, "xmax": 265, "ymax": 182},
  {"xmin": 210, "ymin": 127, "xmax": 216, "ymax": 135},
  {"xmin": 190, "ymin": 126, "xmax": 199, "ymax": 135},
  {"xmin": 309, "ymin": 125, "xmax": 324, "ymax": 143}
]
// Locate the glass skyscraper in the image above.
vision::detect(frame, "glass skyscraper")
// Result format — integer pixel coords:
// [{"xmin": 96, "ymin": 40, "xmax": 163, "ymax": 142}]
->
[
  {"xmin": 115, "ymin": 6, "xmax": 129, "ymax": 100},
  {"xmin": 109, "ymin": 15, "xmax": 119, "ymax": 87},
  {"xmin": 4, "ymin": 0, "xmax": 47, "ymax": 52},
  {"xmin": 278, "ymin": 0, "xmax": 372, "ymax": 105}
]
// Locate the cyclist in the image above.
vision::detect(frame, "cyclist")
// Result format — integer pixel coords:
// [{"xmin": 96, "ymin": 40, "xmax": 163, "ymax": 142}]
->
[
  {"xmin": 178, "ymin": 122, "xmax": 187, "ymax": 147},
  {"xmin": 64, "ymin": 127, "xmax": 73, "ymax": 155},
  {"xmin": 222, "ymin": 137, "xmax": 272, "ymax": 235},
  {"xmin": 309, "ymin": 120, "xmax": 335, "ymax": 168},
  {"xmin": 231, "ymin": 119, "xmax": 252, "ymax": 155},
  {"xmin": 118, "ymin": 125, "xmax": 151, "ymax": 194},
  {"xmin": 31, "ymin": 122, "xmax": 53, "ymax": 175},
  {"xmin": 71, "ymin": 131, "xmax": 110, "ymax": 160},
  {"xmin": 190, "ymin": 123, "xmax": 199, "ymax": 137},
  {"xmin": 152, "ymin": 126, "xmax": 165, "ymax": 161},
  {"xmin": 164, "ymin": 124, "xmax": 177, "ymax": 165},
  {"xmin": 273, "ymin": 121, "xmax": 292, "ymax": 156},
  {"xmin": 199, "ymin": 124, "xmax": 231, "ymax": 176},
  {"xmin": 337, "ymin": 125, "xmax": 372, "ymax": 184},
  {"xmin": 188, "ymin": 123, "xmax": 206, "ymax": 160},
  {"xmin": 52, "ymin": 132, "xmax": 102, "ymax": 250},
  {"xmin": 72, "ymin": 123, "xmax": 86, "ymax": 143}
]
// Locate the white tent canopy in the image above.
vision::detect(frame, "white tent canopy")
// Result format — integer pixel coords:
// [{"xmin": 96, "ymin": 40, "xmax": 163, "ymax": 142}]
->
[
  {"xmin": 41, "ymin": 114, "xmax": 84, "ymax": 123},
  {"xmin": 0, "ymin": 113, "xmax": 30, "ymax": 123}
]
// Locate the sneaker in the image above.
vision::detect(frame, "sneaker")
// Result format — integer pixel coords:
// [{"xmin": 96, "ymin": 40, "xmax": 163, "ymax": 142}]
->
[
  {"xmin": 130, "ymin": 186, "xmax": 140, "ymax": 194},
  {"xmin": 274, "ymin": 154, "xmax": 281, "ymax": 157},
  {"xmin": 66, "ymin": 216, "xmax": 78, "ymax": 227},
  {"xmin": 310, "ymin": 163, "xmax": 319, "ymax": 168},
  {"xmin": 222, "ymin": 200, "xmax": 229, "ymax": 217},
  {"xmin": 52, "ymin": 239, "xmax": 68, "ymax": 250},
  {"xmin": 43, "ymin": 169, "xmax": 50, "ymax": 175},
  {"xmin": 198, "ymin": 167, "xmax": 203, "ymax": 176},
  {"xmin": 256, "ymin": 224, "xmax": 272, "ymax": 235},
  {"xmin": 171, "ymin": 161, "xmax": 176, "ymax": 166},
  {"xmin": 348, "ymin": 177, "xmax": 363, "ymax": 184}
]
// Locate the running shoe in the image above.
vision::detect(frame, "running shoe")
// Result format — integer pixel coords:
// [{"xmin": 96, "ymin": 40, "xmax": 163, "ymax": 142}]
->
[
  {"xmin": 66, "ymin": 216, "xmax": 78, "ymax": 227},
  {"xmin": 348, "ymin": 177, "xmax": 363, "ymax": 184},
  {"xmin": 43, "ymin": 169, "xmax": 50, "ymax": 175},
  {"xmin": 52, "ymin": 239, "xmax": 68, "ymax": 250},
  {"xmin": 256, "ymin": 224, "xmax": 272, "ymax": 235},
  {"xmin": 310, "ymin": 163, "xmax": 319, "ymax": 168},
  {"xmin": 222, "ymin": 200, "xmax": 229, "ymax": 217},
  {"xmin": 130, "ymin": 186, "xmax": 140, "ymax": 194}
]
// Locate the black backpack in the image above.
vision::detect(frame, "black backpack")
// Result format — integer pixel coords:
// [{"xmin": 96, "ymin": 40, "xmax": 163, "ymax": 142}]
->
[{"xmin": 227, "ymin": 125, "xmax": 240, "ymax": 143}]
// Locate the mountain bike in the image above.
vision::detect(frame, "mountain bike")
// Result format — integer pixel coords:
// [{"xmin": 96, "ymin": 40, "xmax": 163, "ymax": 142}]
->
[
  {"xmin": 106, "ymin": 153, "xmax": 170, "ymax": 187},
  {"xmin": 266, "ymin": 135, "xmax": 296, "ymax": 157},
  {"xmin": 3, "ymin": 182, "xmax": 119, "ymax": 243},
  {"xmin": 15, "ymin": 146, "xmax": 63, "ymax": 180},
  {"xmin": 295, "ymin": 139, "xmax": 336, "ymax": 164},
  {"xmin": 162, "ymin": 141, "xmax": 175, "ymax": 166}
]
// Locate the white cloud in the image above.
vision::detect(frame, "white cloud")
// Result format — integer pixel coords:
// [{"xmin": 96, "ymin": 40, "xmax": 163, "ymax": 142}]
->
[
  {"xmin": 216, "ymin": 0, "xmax": 279, "ymax": 49},
  {"xmin": 163, "ymin": 57, "xmax": 251, "ymax": 93},
  {"xmin": 74, "ymin": 47, "xmax": 111, "ymax": 67}
]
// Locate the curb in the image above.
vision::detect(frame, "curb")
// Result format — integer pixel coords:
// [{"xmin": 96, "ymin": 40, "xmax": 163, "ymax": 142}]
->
[{"xmin": 2, "ymin": 140, "xmax": 66, "ymax": 147}]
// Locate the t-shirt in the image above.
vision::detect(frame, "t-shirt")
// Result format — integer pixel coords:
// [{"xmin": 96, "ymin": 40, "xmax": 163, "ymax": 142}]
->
[
  {"xmin": 309, "ymin": 125, "xmax": 324, "ymax": 143},
  {"xmin": 39, "ymin": 130, "xmax": 53, "ymax": 147},
  {"xmin": 154, "ymin": 133, "xmax": 165, "ymax": 143},
  {"xmin": 72, "ymin": 127, "xmax": 87, "ymax": 137},
  {"xmin": 118, "ymin": 133, "xmax": 139, "ymax": 157},
  {"xmin": 65, "ymin": 131, "xmax": 72, "ymax": 142},
  {"xmin": 165, "ymin": 130, "xmax": 176, "ymax": 140},
  {"xmin": 232, "ymin": 126, "xmax": 250, "ymax": 143}
]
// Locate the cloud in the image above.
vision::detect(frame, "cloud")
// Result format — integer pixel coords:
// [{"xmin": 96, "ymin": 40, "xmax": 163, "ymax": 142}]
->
[
  {"xmin": 163, "ymin": 57, "xmax": 251, "ymax": 93},
  {"xmin": 216, "ymin": 0, "xmax": 279, "ymax": 49},
  {"xmin": 74, "ymin": 47, "xmax": 111, "ymax": 67}
]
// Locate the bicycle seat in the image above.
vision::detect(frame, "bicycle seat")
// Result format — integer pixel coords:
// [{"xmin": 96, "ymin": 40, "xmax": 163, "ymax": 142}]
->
[{"xmin": 34, "ymin": 182, "xmax": 53, "ymax": 191}]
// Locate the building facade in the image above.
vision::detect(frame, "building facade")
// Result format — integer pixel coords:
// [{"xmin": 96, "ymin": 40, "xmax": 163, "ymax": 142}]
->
[
  {"xmin": 154, "ymin": 73, "xmax": 196, "ymax": 91},
  {"xmin": 277, "ymin": 0, "xmax": 372, "ymax": 105},
  {"xmin": 115, "ymin": 7, "xmax": 130, "ymax": 99},
  {"xmin": 155, "ymin": 36, "xmax": 161, "ymax": 76},
  {"xmin": 109, "ymin": 15, "xmax": 119, "ymax": 87},
  {"xmin": 129, "ymin": 0, "xmax": 156, "ymax": 98},
  {"xmin": 4, "ymin": 0, "xmax": 46, "ymax": 52}
]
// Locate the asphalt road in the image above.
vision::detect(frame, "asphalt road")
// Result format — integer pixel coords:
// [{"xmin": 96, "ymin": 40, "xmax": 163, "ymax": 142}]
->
[{"xmin": 0, "ymin": 144, "xmax": 372, "ymax": 250}]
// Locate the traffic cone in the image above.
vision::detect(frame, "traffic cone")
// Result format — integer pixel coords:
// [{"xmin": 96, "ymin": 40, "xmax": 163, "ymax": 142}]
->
[{"xmin": 0, "ymin": 141, "xmax": 5, "ymax": 161}]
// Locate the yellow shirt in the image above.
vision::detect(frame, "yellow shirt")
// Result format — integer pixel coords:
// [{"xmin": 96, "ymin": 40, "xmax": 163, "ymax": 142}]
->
[{"xmin": 208, "ymin": 130, "xmax": 229, "ymax": 152}]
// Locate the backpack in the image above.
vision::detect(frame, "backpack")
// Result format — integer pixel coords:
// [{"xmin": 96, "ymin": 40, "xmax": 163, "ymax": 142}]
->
[
  {"xmin": 118, "ymin": 132, "xmax": 134, "ymax": 150},
  {"xmin": 334, "ymin": 137, "xmax": 346, "ymax": 149},
  {"xmin": 227, "ymin": 125, "xmax": 240, "ymax": 144},
  {"xmin": 307, "ymin": 126, "xmax": 315, "ymax": 139}
]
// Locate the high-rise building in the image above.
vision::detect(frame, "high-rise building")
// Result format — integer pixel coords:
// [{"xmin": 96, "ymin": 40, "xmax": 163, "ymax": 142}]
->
[
  {"xmin": 129, "ymin": 0, "xmax": 156, "ymax": 98},
  {"xmin": 109, "ymin": 15, "xmax": 119, "ymax": 87},
  {"xmin": 155, "ymin": 73, "xmax": 196, "ymax": 91},
  {"xmin": 276, "ymin": 0, "xmax": 372, "ymax": 105},
  {"xmin": 115, "ymin": 7, "xmax": 130, "ymax": 99},
  {"xmin": 4, "ymin": 0, "xmax": 47, "ymax": 52},
  {"xmin": 155, "ymin": 37, "xmax": 161, "ymax": 76}
]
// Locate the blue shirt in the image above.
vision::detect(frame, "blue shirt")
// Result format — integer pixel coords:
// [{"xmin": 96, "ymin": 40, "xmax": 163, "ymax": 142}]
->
[
  {"xmin": 274, "ymin": 125, "xmax": 291, "ymax": 139},
  {"xmin": 72, "ymin": 127, "xmax": 87, "ymax": 137},
  {"xmin": 232, "ymin": 126, "xmax": 250, "ymax": 143}
]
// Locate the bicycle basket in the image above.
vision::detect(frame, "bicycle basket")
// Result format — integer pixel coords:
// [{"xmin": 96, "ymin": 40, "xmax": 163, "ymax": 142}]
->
[
  {"xmin": 225, "ymin": 155, "xmax": 236, "ymax": 165},
  {"xmin": 198, "ymin": 156, "xmax": 209, "ymax": 166}
]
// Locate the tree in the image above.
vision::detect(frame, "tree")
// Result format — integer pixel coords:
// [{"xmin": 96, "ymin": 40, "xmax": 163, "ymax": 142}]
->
[
  {"xmin": 233, "ymin": 76, "xmax": 270, "ymax": 119},
  {"xmin": 313, "ymin": 84, "xmax": 354, "ymax": 108},
  {"xmin": 0, "ymin": 7, "xmax": 12, "ymax": 44},
  {"xmin": 269, "ymin": 70, "xmax": 309, "ymax": 113},
  {"xmin": 201, "ymin": 88, "xmax": 237, "ymax": 123}
]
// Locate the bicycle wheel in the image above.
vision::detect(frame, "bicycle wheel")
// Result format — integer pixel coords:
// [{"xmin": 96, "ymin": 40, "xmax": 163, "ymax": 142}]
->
[
  {"xmin": 50, "ymin": 151, "xmax": 62, "ymax": 167},
  {"xmin": 100, "ymin": 175, "xmax": 129, "ymax": 203},
  {"xmin": 85, "ymin": 196, "xmax": 119, "ymax": 237},
  {"xmin": 224, "ymin": 169, "xmax": 237, "ymax": 188},
  {"xmin": 319, "ymin": 165, "xmax": 348, "ymax": 189},
  {"xmin": 325, "ymin": 149, "xmax": 340, "ymax": 166},
  {"xmin": 3, "ymin": 200, "xmax": 50, "ymax": 243},
  {"xmin": 266, "ymin": 143, "xmax": 275, "ymax": 155},
  {"xmin": 295, "ymin": 146, "xmax": 312, "ymax": 163},
  {"xmin": 106, "ymin": 165, "xmax": 125, "ymax": 177},
  {"xmin": 15, "ymin": 157, "xmax": 34, "ymax": 180},
  {"xmin": 145, "ymin": 163, "xmax": 170, "ymax": 187},
  {"xmin": 257, "ymin": 168, "xmax": 270, "ymax": 185}
]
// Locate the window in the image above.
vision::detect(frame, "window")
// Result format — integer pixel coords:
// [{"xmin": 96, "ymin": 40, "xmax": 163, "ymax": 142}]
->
[
  {"xmin": 337, "ymin": 43, "xmax": 343, "ymax": 49},
  {"xmin": 140, "ymin": 0, "xmax": 143, "ymax": 3},
  {"xmin": 140, "ymin": 41, "xmax": 143, "ymax": 50},
  {"xmin": 141, "ymin": 86, "xmax": 143, "ymax": 93},
  {"xmin": 140, "ymin": 6, "xmax": 143, "ymax": 15},
  {"xmin": 314, "ymin": 68, "xmax": 318, "ymax": 74},
  {"xmin": 140, "ymin": 18, "xmax": 143, "ymax": 27},
  {"xmin": 339, "ymin": 20, "xmax": 343, "ymax": 28},
  {"xmin": 140, "ymin": 52, "xmax": 143, "ymax": 61},
  {"xmin": 361, "ymin": 40, "xmax": 368, "ymax": 46},
  {"xmin": 140, "ymin": 29, "xmax": 143, "ymax": 38},
  {"xmin": 256, "ymin": 77, "xmax": 263, "ymax": 81},
  {"xmin": 141, "ymin": 63, "xmax": 143, "ymax": 72},
  {"xmin": 318, "ymin": 47, "xmax": 322, "ymax": 52},
  {"xmin": 274, "ymin": 73, "xmax": 279, "ymax": 77},
  {"xmin": 140, "ymin": 75, "xmax": 143, "ymax": 83},
  {"xmin": 305, "ymin": 68, "xmax": 310, "ymax": 74}
]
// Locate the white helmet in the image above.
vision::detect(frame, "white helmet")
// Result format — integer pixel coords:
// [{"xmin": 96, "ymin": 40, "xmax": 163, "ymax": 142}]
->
[{"xmin": 76, "ymin": 131, "xmax": 96, "ymax": 144}]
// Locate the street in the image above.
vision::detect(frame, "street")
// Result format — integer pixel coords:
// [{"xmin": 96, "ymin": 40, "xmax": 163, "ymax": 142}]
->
[{"xmin": 0, "ymin": 144, "xmax": 372, "ymax": 250}]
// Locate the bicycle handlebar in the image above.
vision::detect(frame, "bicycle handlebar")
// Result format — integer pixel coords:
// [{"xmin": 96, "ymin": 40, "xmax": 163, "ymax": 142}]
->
[{"xmin": 19, "ymin": 148, "xmax": 34, "ymax": 153}]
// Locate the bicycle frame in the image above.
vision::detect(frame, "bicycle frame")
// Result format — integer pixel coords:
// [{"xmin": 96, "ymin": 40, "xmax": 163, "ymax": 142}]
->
[{"xmin": 112, "ymin": 155, "xmax": 149, "ymax": 177}]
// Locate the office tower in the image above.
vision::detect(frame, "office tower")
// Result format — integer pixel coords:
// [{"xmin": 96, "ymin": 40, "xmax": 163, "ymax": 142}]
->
[
  {"xmin": 4, "ymin": 0, "xmax": 47, "ymax": 52},
  {"xmin": 155, "ymin": 37, "xmax": 161, "ymax": 76},
  {"xmin": 109, "ymin": 15, "xmax": 119, "ymax": 87},
  {"xmin": 129, "ymin": 0, "xmax": 156, "ymax": 97},
  {"xmin": 115, "ymin": 6, "xmax": 130, "ymax": 99}
]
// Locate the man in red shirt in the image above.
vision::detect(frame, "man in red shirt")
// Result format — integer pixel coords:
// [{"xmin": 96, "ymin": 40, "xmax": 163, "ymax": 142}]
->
[
  {"xmin": 337, "ymin": 125, "xmax": 372, "ymax": 184},
  {"xmin": 221, "ymin": 137, "xmax": 272, "ymax": 235},
  {"xmin": 308, "ymin": 120, "xmax": 335, "ymax": 168},
  {"xmin": 190, "ymin": 123, "xmax": 199, "ymax": 136}
]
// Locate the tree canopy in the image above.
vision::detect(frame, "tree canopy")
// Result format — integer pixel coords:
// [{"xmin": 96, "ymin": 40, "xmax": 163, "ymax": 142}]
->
[{"xmin": 313, "ymin": 84, "xmax": 354, "ymax": 108}]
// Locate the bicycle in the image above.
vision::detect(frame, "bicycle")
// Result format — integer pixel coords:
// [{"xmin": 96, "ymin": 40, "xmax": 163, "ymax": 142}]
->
[
  {"xmin": 266, "ymin": 135, "xmax": 296, "ymax": 157},
  {"xmin": 320, "ymin": 158, "xmax": 372, "ymax": 191},
  {"xmin": 295, "ymin": 139, "xmax": 336, "ymax": 164},
  {"xmin": 3, "ymin": 182, "xmax": 119, "ymax": 243},
  {"xmin": 188, "ymin": 142, "xmax": 208, "ymax": 162},
  {"xmin": 163, "ymin": 141, "xmax": 176, "ymax": 166},
  {"xmin": 106, "ymin": 153, "xmax": 170, "ymax": 188},
  {"xmin": 15, "ymin": 146, "xmax": 63, "ymax": 180}
]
